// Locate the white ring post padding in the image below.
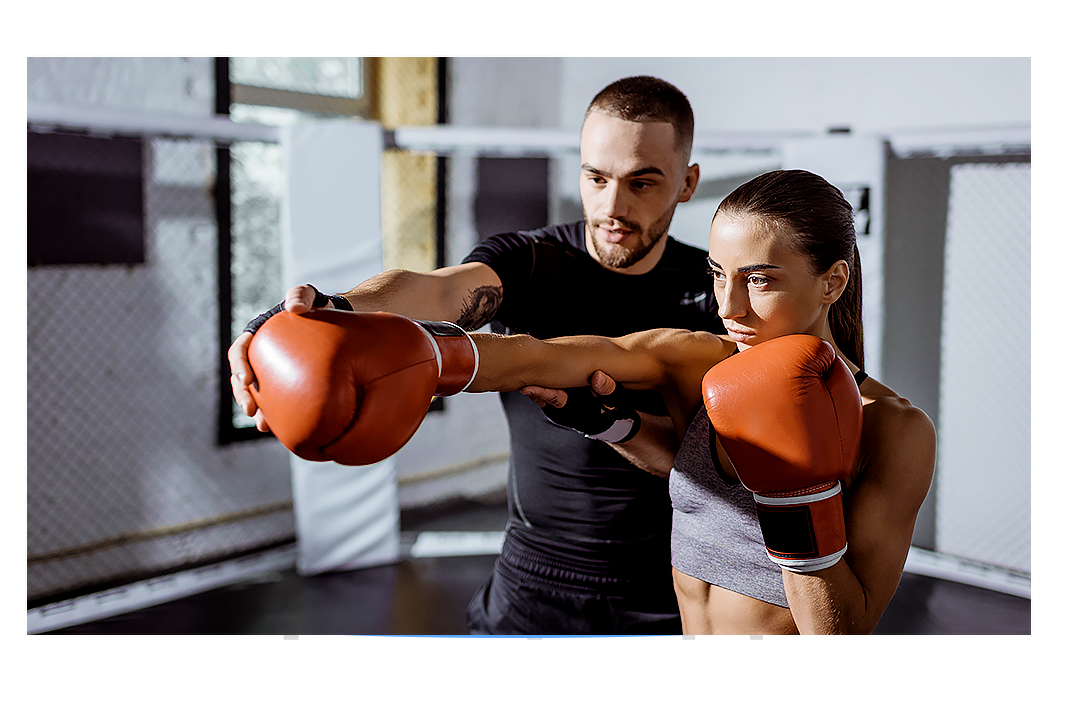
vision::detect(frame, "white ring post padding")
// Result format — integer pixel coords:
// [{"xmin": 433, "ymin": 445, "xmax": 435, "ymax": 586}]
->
[{"xmin": 283, "ymin": 121, "xmax": 399, "ymax": 576}]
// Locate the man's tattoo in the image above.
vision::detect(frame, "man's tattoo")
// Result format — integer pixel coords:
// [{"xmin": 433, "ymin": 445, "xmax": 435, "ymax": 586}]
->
[{"xmin": 458, "ymin": 285, "xmax": 503, "ymax": 330}]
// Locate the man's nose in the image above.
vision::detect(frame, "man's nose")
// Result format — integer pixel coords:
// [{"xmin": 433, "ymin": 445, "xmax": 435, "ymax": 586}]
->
[{"xmin": 600, "ymin": 181, "xmax": 630, "ymax": 219}]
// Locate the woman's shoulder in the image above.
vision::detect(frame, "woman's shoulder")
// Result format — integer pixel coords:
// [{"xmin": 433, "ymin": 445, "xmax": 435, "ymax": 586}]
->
[
  {"xmin": 861, "ymin": 379, "xmax": 935, "ymax": 438},
  {"xmin": 857, "ymin": 377, "xmax": 937, "ymax": 487}
]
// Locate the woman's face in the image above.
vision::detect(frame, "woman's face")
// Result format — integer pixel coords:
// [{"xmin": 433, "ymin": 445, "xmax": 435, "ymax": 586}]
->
[{"xmin": 708, "ymin": 213, "xmax": 837, "ymax": 351}]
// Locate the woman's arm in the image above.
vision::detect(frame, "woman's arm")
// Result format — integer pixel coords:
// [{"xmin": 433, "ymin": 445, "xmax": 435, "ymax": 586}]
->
[
  {"xmin": 466, "ymin": 329, "xmax": 734, "ymax": 422},
  {"xmin": 783, "ymin": 395, "xmax": 937, "ymax": 634}
]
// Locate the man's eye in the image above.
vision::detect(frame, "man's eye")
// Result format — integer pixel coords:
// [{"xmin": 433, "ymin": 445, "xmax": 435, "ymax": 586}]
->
[{"xmin": 748, "ymin": 275, "xmax": 770, "ymax": 287}]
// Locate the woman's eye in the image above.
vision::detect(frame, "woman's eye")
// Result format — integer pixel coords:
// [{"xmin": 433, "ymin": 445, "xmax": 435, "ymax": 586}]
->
[{"xmin": 748, "ymin": 275, "xmax": 770, "ymax": 287}]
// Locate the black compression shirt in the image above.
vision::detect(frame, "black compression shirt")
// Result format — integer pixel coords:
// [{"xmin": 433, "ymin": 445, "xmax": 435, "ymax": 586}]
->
[{"xmin": 463, "ymin": 221, "xmax": 726, "ymax": 572}]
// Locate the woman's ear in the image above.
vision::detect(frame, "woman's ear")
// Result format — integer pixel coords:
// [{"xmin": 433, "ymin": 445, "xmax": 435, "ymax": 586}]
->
[{"xmin": 822, "ymin": 260, "xmax": 850, "ymax": 305}]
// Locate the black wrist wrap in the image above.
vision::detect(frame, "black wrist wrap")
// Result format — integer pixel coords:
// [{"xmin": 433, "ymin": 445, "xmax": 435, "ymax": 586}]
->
[
  {"xmin": 242, "ymin": 287, "xmax": 353, "ymax": 336},
  {"xmin": 308, "ymin": 285, "xmax": 353, "ymax": 311},
  {"xmin": 243, "ymin": 302, "xmax": 284, "ymax": 335}
]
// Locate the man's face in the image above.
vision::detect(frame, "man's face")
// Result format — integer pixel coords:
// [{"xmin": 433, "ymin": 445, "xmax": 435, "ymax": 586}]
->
[{"xmin": 579, "ymin": 112, "xmax": 698, "ymax": 273}]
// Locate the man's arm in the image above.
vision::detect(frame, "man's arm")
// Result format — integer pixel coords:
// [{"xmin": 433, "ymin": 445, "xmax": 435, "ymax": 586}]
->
[
  {"xmin": 782, "ymin": 398, "xmax": 937, "ymax": 634},
  {"xmin": 338, "ymin": 264, "xmax": 504, "ymax": 330},
  {"xmin": 228, "ymin": 262, "xmax": 503, "ymax": 431}
]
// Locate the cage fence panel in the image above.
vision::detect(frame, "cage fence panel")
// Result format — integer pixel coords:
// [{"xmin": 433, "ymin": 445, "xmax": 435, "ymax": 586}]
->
[
  {"xmin": 27, "ymin": 129, "xmax": 293, "ymax": 603},
  {"xmin": 936, "ymin": 162, "xmax": 1031, "ymax": 573}
]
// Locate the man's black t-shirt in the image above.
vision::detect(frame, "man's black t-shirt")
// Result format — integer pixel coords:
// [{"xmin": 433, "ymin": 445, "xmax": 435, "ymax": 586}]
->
[{"xmin": 463, "ymin": 220, "xmax": 725, "ymax": 575}]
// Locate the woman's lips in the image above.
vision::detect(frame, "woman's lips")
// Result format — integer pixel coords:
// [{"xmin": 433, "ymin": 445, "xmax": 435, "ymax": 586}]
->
[{"xmin": 725, "ymin": 326, "xmax": 755, "ymax": 343}]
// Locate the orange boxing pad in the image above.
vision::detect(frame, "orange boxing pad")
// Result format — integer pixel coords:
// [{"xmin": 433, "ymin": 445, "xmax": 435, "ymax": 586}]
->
[{"xmin": 248, "ymin": 310, "xmax": 440, "ymax": 466}]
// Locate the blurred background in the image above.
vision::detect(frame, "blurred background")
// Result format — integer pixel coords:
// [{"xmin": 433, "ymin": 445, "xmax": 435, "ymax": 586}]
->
[{"xmin": 26, "ymin": 57, "xmax": 1031, "ymax": 635}]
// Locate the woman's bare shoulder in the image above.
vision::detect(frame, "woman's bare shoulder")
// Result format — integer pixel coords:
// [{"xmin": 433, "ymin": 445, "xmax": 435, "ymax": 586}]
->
[{"xmin": 858, "ymin": 378, "xmax": 937, "ymax": 491}]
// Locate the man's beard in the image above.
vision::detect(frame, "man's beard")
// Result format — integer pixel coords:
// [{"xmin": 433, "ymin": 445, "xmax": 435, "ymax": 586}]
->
[{"xmin": 586, "ymin": 204, "xmax": 677, "ymax": 270}]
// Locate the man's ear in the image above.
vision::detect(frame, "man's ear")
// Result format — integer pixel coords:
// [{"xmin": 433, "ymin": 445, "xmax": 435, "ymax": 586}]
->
[{"xmin": 679, "ymin": 163, "xmax": 701, "ymax": 203}]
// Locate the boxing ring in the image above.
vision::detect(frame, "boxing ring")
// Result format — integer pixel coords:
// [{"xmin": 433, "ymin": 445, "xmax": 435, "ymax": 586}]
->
[{"xmin": 26, "ymin": 102, "xmax": 1030, "ymax": 632}]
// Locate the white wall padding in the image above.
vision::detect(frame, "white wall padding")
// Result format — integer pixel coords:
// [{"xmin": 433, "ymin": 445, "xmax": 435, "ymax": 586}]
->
[
  {"xmin": 281, "ymin": 121, "xmax": 400, "ymax": 575},
  {"xmin": 936, "ymin": 163, "xmax": 1031, "ymax": 573}
]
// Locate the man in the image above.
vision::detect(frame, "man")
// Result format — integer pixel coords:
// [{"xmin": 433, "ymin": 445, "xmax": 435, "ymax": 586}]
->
[{"xmin": 230, "ymin": 76, "xmax": 726, "ymax": 634}]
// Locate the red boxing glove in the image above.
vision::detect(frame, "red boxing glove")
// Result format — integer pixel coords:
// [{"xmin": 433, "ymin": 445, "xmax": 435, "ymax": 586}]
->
[
  {"xmin": 247, "ymin": 310, "xmax": 477, "ymax": 466},
  {"xmin": 703, "ymin": 335, "xmax": 863, "ymax": 573}
]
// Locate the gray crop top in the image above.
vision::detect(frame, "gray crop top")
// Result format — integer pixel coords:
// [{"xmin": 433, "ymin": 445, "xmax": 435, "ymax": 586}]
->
[
  {"xmin": 669, "ymin": 405, "xmax": 790, "ymax": 607},
  {"xmin": 670, "ymin": 370, "xmax": 868, "ymax": 607}
]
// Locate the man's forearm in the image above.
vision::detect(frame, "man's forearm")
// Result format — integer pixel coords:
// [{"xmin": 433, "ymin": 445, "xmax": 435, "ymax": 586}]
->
[
  {"xmin": 339, "ymin": 270, "xmax": 455, "ymax": 321},
  {"xmin": 338, "ymin": 265, "xmax": 503, "ymax": 331}
]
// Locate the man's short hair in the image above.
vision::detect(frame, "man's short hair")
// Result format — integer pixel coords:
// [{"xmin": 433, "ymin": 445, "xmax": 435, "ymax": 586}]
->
[{"xmin": 585, "ymin": 76, "xmax": 695, "ymax": 162}]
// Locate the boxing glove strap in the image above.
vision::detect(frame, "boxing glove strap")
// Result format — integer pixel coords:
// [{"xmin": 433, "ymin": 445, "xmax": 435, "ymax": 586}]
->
[
  {"xmin": 753, "ymin": 482, "xmax": 847, "ymax": 573},
  {"xmin": 413, "ymin": 320, "xmax": 479, "ymax": 395},
  {"xmin": 753, "ymin": 481, "xmax": 843, "ymax": 506}
]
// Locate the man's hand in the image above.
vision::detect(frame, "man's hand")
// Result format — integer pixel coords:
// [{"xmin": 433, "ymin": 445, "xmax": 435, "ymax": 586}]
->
[
  {"xmin": 228, "ymin": 284, "xmax": 342, "ymax": 431},
  {"xmin": 520, "ymin": 370, "xmax": 617, "ymax": 410},
  {"xmin": 522, "ymin": 371, "xmax": 640, "ymax": 443},
  {"xmin": 522, "ymin": 370, "xmax": 677, "ymax": 476}
]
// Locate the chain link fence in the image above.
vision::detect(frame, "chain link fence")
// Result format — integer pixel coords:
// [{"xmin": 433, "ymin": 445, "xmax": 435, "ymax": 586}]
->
[
  {"xmin": 936, "ymin": 160, "xmax": 1031, "ymax": 573},
  {"xmin": 882, "ymin": 147, "xmax": 1031, "ymax": 576},
  {"xmin": 27, "ymin": 128, "xmax": 294, "ymax": 604},
  {"xmin": 26, "ymin": 57, "xmax": 438, "ymax": 606}
]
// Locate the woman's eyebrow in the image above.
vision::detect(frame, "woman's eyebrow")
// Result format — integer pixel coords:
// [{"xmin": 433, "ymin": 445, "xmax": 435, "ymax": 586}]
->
[{"xmin": 707, "ymin": 257, "xmax": 780, "ymax": 273}]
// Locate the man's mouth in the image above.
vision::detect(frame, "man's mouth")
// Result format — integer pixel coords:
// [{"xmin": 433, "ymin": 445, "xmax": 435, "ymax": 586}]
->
[{"xmin": 595, "ymin": 223, "xmax": 636, "ymax": 244}]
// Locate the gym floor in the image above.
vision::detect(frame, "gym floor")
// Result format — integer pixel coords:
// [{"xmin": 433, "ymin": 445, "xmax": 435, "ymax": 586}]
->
[{"xmin": 42, "ymin": 488, "xmax": 1030, "ymax": 636}]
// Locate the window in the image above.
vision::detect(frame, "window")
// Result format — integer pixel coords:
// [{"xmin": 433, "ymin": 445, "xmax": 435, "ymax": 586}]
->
[
  {"xmin": 216, "ymin": 58, "xmax": 447, "ymax": 443},
  {"xmin": 217, "ymin": 58, "xmax": 372, "ymax": 442}
]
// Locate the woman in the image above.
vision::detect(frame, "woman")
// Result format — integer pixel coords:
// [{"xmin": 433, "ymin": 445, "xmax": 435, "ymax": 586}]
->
[{"xmin": 466, "ymin": 169, "xmax": 937, "ymax": 634}]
